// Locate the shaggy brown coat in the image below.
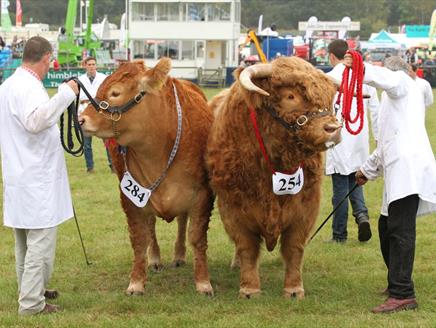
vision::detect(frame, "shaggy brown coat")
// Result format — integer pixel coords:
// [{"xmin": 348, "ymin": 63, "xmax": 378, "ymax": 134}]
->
[
  {"xmin": 80, "ymin": 58, "xmax": 214, "ymax": 296},
  {"xmin": 206, "ymin": 56, "xmax": 341, "ymax": 298}
]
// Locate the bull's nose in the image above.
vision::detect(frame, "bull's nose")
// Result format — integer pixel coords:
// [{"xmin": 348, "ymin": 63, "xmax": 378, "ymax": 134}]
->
[
  {"xmin": 79, "ymin": 117, "xmax": 85, "ymax": 126},
  {"xmin": 323, "ymin": 122, "xmax": 341, "ymax": 134}
]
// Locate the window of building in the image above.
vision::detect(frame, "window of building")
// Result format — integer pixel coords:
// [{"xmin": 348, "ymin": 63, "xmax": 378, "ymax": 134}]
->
[
  {"xmin": 207, "ymin": 3, "xmax": 231, "ymax": 21},
  {"xmin": 196, "ymin": 41, "xmax": 205, "ymax": 58},
  {"xmin": 132, "ymin": 3, "xmax": 155, "ymax": 21},
  {"xmin": 234, "ymin": 2, "xmax": 240, "ymax": 23},
  {"xmin": 181, "ymin": 40, "xmax": 195, "ymax": 60},
  {"xmin": 158, "ymin": 40, "xmax": 179, "ymax": 60},
  {"xmin": 157, "ymin": 3, "xmax": 180, "ymax": 21},
  {"xmin": 144, "ymin": 41, "xmax": 157, "ymax": 59},
  {"xmin": 186, "ymin": 3, "xmax": 205, "ymax": 21}
]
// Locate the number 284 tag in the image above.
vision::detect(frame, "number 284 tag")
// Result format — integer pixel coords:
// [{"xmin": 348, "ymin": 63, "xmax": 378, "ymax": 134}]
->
[
  {"xmin": 120, "ymin": 172, "xmax": 151, "ymax": 207},
  {"xmin": 272, "ymin": 167, "xmax": 304, "ymax": 195}
]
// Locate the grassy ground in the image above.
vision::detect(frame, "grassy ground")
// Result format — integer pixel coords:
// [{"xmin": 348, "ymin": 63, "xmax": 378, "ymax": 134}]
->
[{"xmin": 0, "ymin": 88, "xmax": 435, "ymax": 328}]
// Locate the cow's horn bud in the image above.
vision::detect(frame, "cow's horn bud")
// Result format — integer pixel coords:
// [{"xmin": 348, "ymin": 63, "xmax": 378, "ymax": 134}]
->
[{"xmin": 239, "ymin": 64, "xmax": 272, "ymax": 96}]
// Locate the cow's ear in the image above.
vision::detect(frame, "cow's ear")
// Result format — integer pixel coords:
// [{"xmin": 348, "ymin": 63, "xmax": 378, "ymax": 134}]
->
[{"xmin": 140, "ymin": 57, "xmax": 171, "ymax": 92}]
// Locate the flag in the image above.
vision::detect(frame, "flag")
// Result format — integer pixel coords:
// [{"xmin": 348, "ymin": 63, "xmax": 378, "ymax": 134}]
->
[{"xmin": 16, "ymin": 0, "xmax": 22, "ymax": 27}]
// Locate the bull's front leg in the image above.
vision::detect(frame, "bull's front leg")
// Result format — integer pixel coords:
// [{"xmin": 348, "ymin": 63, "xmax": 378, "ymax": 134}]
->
[
  {"xmin": 172, "ymin": 214, "xmax": 188, "ymax": 267},
  {"xmin": 235, "ymin": 233, "xmax": 261, "ymax": 298},
  {"xmin": 280, "ymin": 227, "xmax": 306, "ymax": 299},
  {"xmin": 188, "ymin": 189, "xmax": 214, "ymax": 296},
  {"xmin": 146, "ymin": 215, "xmax": 163, "ymax": 272},
  {"xmin": 122, "ymin": 195, "xmax": 152, "ymax": 296}
]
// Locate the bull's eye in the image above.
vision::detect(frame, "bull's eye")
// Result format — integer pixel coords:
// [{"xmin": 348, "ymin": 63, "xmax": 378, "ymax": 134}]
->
[
  {"xmin": 288, "ymin": 94, "xmax": 295, "ymax": 100},
  {"xmin": 111, "ymin": 91, "xmax": 120, "ymax": 97}
]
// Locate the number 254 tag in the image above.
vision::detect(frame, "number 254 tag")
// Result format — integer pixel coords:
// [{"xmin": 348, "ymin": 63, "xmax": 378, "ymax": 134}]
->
[
  {"xmin": 120, "ymin": 172, "xmax": 151, "ymax": 207},
  {"xmin": 272, "ymin": 168, "xmax": 304, "ymax": 195}
]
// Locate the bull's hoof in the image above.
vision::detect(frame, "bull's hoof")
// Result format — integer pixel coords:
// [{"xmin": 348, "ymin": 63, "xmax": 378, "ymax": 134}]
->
[
  {"xmin": 171, "ymin": 259, "xmax": 186, "ymax": 268},
  {"xmin": 283, "ymin": 287, "xmax": 305, "ymax": 300},
  {"xmin": 239, "ymin": 287, "xmax": 261, "ymax": 299},
  {"xmin": 125, "ymin": 281, "xmax": 145, "ymax": 296},
  {"xmin": 196, "ymin": 281, "xmax": 214, "ymax": 297},
  {"xmin": 149, "ymin": 262, "xmax": 164, "ymax": 272}
]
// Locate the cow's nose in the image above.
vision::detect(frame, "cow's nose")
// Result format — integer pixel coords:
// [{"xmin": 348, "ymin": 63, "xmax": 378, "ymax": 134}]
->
[
  {"xmin": 323, "ymin": 122, "xmax": 341, "ymax": 134},
  {"xmin": 79, "ymin": 117, "xmax": 85, "ymax": 126}
]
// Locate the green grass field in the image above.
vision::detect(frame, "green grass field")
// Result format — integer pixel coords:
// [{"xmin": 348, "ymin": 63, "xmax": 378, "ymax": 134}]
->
[{"xmin": 0, "ymin": 88, "xmax": 435, "ymax": 328}]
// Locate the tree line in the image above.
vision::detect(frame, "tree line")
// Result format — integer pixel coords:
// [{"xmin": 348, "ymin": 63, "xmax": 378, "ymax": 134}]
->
[{"xmin": 5, "ymin": 0, "xmax": 436, "ymax": 39}]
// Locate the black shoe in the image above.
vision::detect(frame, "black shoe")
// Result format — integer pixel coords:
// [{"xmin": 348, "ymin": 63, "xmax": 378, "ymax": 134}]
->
[
  {"xmin": 357, "ymin": 216, "xmax": 372, "ymax": 242},
  {"xmin": 44, "ymin": 289, "xmax": 59, "ymax": 300}
]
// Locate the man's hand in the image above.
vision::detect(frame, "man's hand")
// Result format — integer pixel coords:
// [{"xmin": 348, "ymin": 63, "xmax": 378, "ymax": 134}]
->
[
  {"xmin": 66, "ymin": 80, "xmax": 79, "ymax": 95},
  {"xmin": 355, "ymin": 170, "xmax": 368, "ymax": 186},
  {"xmin": 344, "ymin": 53, "xmax": 353, "ymax": 68}
]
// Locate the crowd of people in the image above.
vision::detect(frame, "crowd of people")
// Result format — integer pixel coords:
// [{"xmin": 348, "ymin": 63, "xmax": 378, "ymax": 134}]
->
[{"xmin": 0, "ymin": 34, "xmax": 435, "ymax": 316}]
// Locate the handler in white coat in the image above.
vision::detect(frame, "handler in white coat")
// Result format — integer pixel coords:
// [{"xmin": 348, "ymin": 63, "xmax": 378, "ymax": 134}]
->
[
  {"xmin": 325, "ymin": 39, "xmax": 379, "ymax": 243},
  {"xmin": 78, "ymin": 56, "xmax": 110, "ymax": 173},
  {"xmin": 0, "ymin": 36, "xmax": 79, "ymax": 315},
  {"xmin": 353, "ymin": 56, "xmax": 436, "ymax": 313}
]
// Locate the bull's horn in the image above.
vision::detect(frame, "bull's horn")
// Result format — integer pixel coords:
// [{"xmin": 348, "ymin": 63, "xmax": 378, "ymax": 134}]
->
[{"xmin": 239, "ymin": 64, "xmax": 272, "ymax": 96}]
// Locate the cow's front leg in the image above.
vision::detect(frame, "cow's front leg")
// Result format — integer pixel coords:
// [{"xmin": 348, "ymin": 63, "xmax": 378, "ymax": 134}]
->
[
  {"xmin": 188, "ymin": 190, "xmax": 214, "ymax": 296},
  {"xmin": 146, "ymin": 215, "xmax": 163, "ymax": 272},
  {"xmin": 280, "ymin": 227, "xmax": 306, "ymax": 299},
  {"xmin": 235, "ymin": 233, "xmax": 261, "ymax": 298},
  {"xmin": 172, "ymin": 214, "xmax": 188, "ymax": 267},
  {"xmin": 123, "ymin": 196, "xmax": 152, "ymax": 296}
]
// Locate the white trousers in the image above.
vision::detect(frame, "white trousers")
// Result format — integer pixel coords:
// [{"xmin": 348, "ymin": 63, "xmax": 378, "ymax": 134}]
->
[{"xmin": 14, "ymin": 227, "xmax": 57, "ymax": 315}]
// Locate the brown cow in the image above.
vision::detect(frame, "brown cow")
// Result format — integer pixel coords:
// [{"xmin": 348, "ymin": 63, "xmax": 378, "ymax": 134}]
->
[
  {"xmin": 206, "ymin": 56, "xmax": 342, "ymax": 299},
  {"xmin": 79, "ymin": 58, "xmax": 214, "ymax": 296}
]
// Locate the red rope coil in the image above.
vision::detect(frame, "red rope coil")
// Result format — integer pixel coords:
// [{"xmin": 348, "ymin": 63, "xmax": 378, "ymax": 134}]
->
[{"xmin": 335, "ymin": 50, "xmax": 365, "ymax": 135}]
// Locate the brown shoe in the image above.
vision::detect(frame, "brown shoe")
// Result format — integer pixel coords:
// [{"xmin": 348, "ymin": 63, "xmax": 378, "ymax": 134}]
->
[
  {"xmin": 39, "ymin": 303, "xmax": 61, "ymax": 314},
  {"xmin": 44, "ymin": 289, "xmax": 59, "ymax": 300},
  {"xmin": 371, "ymin": 297, "xmax": 417, "ymax": 313}
]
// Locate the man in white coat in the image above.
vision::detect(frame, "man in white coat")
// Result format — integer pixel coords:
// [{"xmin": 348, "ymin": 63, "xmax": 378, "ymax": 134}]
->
[
  {"xmin": 326, "ymin": 40, "xmax": 379, "ymax": 243},
  {"xmin": 0, "ymin": 36, "xmax": 79, "ymax": 315},
  {"xmin": 78, "ymin": 56, "xmax": 111, "ymax": 173},
  {"xmin": 409, "ymin": 63, "xmax": 433, "ymax": 112},
  {"xmin": 352, "ymin": 56, "xmax": 436, "ymax": 313}
]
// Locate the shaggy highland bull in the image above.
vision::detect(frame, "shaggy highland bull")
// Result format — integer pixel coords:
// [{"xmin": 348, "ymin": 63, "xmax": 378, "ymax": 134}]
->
[
  {"xmin": 80, "ymin": 58, "xmax": 214, "ymax": 296},
  {"xmin": 206, "ymin": 56, "xmax": 342, "ymax": 299}
]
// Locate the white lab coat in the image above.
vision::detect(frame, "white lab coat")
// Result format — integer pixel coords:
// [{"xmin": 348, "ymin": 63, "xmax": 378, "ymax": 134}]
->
[
  {"xmin": 416, "ymin": 77, "xmax": 433, "ymax": 108},
  {"xmin": 78, "ymin": 72, "xmax": 107, "ymax": 114},
  {"xmin": 360, "ymin": 64, "xmax": 436, "ymax": 217},
  {"xmin": 325, "ymin": 63, "xmax": 379, "ymax": 175},
  {"xmin": 0, "ymin": 67, "xmax": 76, "ymax": 228}
]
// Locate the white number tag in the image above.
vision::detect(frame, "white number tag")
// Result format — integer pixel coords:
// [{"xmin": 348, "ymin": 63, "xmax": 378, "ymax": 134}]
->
[
  {"xmin": 120, "ymin": 171, "xmax": 151, "ymax": 207},
  {"xmin": 272, "ymin": 167, "xmax": 304, "ymax": 195}
]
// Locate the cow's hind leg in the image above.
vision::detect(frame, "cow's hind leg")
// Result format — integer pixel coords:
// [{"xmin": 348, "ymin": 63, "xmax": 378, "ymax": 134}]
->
[
  {"xmin": 171, "ymin": 214, "xmax": 188, "ymax": 267},
  {"xmin": 123, "ymin": 196, "xmax": 152, "ymax": 296},
  {"xmin": 188, "ymin": 190, "xmax": 214, "ymax": 296},
  {"xmin": 147, "ymin": 215, "xmax": 163, "ymax": 272},
  {"xmin": 280, "ymin": 226, "xmax": 307, "ymax": 299}
]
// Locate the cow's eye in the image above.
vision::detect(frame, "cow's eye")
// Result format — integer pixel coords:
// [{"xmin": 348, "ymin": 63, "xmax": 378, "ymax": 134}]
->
[
  {"xmin": 111, "ymin": 91, "xmax": 120, "ymax": 97},
  {"xmin": 288, "ymin": 95, "xmax": 295, "ymax": 100}
]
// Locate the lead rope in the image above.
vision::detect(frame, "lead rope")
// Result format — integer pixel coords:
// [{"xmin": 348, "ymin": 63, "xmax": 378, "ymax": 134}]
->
[
  {"xmin": 121, "ymin": 83, "xmax": 183, "ymax": 192},
  {"xmin": 335, "ymin": 50, "xmax": 365, "ymax": 135}
]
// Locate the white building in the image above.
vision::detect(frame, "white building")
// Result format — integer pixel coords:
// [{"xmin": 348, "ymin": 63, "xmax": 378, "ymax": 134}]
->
[{"xmin": 128, "ymin": 0, "xmax": 241, "ymax": 79}]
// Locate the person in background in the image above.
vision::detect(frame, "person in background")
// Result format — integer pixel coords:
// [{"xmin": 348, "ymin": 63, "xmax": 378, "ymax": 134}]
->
[
  {"xmin": 409, "ymin": 63, "xmax": 434, "ymax": 110},
  {"xmin": 325, "ymin": 39, "xmax": 379, "ymax": 243},
  {"xmin": 78, "ymin": 56, "xmax": 112, "ymax": 173},
  {"xmin": 0, "ymin": 36, "xmax": 79, "ymax": 315},
  {"xmin": 351, "ymin": 55, "xmax": 436, "ymax": 313}
]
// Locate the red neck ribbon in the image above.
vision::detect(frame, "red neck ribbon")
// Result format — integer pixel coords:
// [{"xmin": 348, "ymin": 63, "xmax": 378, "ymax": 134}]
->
[
  {"xmin": 335, "ymin": 50, "xmax": 365, "ymax": 135},
  {"xmin": 249, "ymin": 107, "xmax": 301, "ymax": 174}
]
